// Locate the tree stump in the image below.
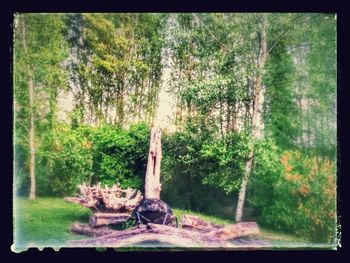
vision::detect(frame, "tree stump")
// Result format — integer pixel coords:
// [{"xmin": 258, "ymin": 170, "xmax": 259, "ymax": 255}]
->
[{"xmin": 144, "ymin": 127, "xmax": 162, "ymax": 199}]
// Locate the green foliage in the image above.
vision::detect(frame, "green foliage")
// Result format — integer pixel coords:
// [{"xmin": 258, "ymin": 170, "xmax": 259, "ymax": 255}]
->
[
  {"xmin": 264, "ymin": 38, "xmax": 300, "ymax": 149},
  {"xmin": 91, "ymin": 123, "xmax": 150, "ymax": 189},
  {"xmin": 248, "ymin": 147, "xmax": 337, "ymax": 244},
  {"xmin": 200, "ymin": 132, "xmax": 252, "ymax": 194},
  {"xmin": 15, "ymin": 123, "xmax": 150, "ymax": 197},
  {"xmin": 66, "ymin": 13, "xmax": 165, "ymax": 126},
  {"xmin": 162, "ymin": 127, "xmax": 235, "ymax": 215}
]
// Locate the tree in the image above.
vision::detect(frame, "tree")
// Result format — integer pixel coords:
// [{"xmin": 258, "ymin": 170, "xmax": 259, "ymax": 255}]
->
[
  {"xmin": 235, "ymin": 14, "xmax": 268, "ymax": 222},
  {"xmin": 14, "ymin": 14, "xmax": 68, "ymax": 199},
  {"xmin": 65, "ymin": 13, "xmax": 165, "ymax": 127}
]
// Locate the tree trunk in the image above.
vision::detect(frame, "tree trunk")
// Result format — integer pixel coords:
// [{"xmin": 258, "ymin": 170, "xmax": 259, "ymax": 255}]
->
[
  {"xmin": 21, "ymin": 16, "xmax": 36, "ymax": 200},
  {"xmin": 29, "ymin": 76, "xmax": 36, "ymax": 200},
  {"xmin": 235, "ymin": 14, "xmax": 267, "ymax": 222},
  {"xmin": 144, "ymin": 127, "xmax": 162, "ymax": 199}
]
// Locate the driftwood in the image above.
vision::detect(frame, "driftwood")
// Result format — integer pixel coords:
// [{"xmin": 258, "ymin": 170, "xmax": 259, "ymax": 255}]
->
[
  {"xmin": 70, "ymin": 223, "xmax": 229, "ymax": 247},
  {"xmin": 180, "ymin": 215, "xmax": 259, "ymax": 240},
  {"xmin": 89, "ymin": 213, "xmax": 131, "ymax": 227},
  {"xmin": 65, "ymin": 183, "xmax": 143, "ymax": 213},
  {"xmin": 181, "ymin": 214, "xmax": 223, "ymax": 233},
  {"xmin": 70, "ymin": 223, "xmax": 115, "ymax": 237},
  {"xmin": 204, "ymin": 222, "xmax": 259, "ymax": 240},
  {"xmin": 70, "ymin": 214, "xmax": 260, "ymax": 248}
]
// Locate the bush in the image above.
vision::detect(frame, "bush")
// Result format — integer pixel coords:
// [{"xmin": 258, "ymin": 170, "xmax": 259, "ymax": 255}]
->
[
  {"xmin": 91, "ymin": 122, "xmax": 149, "ymax": 189},
  {"xmin": 248, "ymin": 145, "xmax": 337, "ymax": 244},
  {"xmin": 47, "ymin": 125, "xmax": 94, "ymax": 196},
  {"xmin": 161, "ymin": 129, "xmax": 238, "ymax": 217},
  {"xmin": 19, "ymin": 123, "xmax": 151, "ymax": 197}
]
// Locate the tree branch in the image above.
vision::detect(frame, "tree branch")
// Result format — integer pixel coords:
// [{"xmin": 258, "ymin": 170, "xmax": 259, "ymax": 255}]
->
[{"xmin": 192, "ymin": 13, "xmax": 232, "ymax": 53}]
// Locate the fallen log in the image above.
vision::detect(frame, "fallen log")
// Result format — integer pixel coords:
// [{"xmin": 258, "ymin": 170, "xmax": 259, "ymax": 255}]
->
[
  {"xmin": 89, "ymin": 213, "xmax": 131, "ymax": 227},
  {"xmin": 69, "ymin": 220, "xmax": 260, "ymax": 248},
  {"xmin": 181, "ymin": 214, "xmax": 222, "ymax": 233},
  {"xmin": 70, "ymin": 223, "xmax": 115, "ymax": 237},
  {"xmin": 204, "ymin": 222, "xmax": 259, "ymax": 240},
  {"xmin": 70, "ymin": 223, "xmax": 230, "ymax": 247}
]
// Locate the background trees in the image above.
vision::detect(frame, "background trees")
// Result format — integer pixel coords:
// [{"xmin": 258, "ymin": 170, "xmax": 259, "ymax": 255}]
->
[
  {"xmin": 14, "ymin": 14, "xmax": 68, "ymax": 199},
  {"xmin": 13, "ymin": 13, "xmax": 337, "ymax": 243}
]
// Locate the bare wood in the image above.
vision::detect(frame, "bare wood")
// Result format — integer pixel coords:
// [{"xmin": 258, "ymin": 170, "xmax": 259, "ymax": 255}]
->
[
  {"xmin": 89, "ymin": 213, "xmax": 131, "ymax": 227},
  {"xmin": 181, "ymin": 214, "xmax": 222, "ymax": 233},
  {"xmin": 70, "ymin": 218, "xmax": 261, "ymax": 248},
  {"xmin": 205, "ymin": 222, "xmax": 259, "ymax": 240},
  {"xmin": 70, "ymin": 223, "xmax": 115, "ymax": 237},
  {"xmin": 145, "ymin": 127, "xmax": 162, "ymax": 199},
  {"xmin": 70, "ymin": 223, "xmax": 230, "ymax": 247},
  {"xmin": 65, "ymin": 183, "xmax": 143, "ymax": 213}
]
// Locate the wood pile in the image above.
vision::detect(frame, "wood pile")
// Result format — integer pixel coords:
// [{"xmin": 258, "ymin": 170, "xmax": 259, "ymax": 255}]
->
[{"xmin": 69, "ymin": 219, "xmax": 260, "ymax": 247}]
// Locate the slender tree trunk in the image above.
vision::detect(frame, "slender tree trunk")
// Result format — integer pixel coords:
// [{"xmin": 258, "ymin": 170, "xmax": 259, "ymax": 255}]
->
[
  {"xmin": 219, "ymin": 92, "xmax": 224, "ymax": 138},
  {"xmin": 21, "ymin": 16, "xmax": 36, "ymax": 200},
  {"xmin": 235, "ymin": 14, "xmax": 267, "ymax": 222},
  {"xmin": 29, "ymin": 77, "xmax": 36, "ymax": 200},
  {"xmin": 226, "ymin": 102, "xmax": 231, "ymax": 132}
]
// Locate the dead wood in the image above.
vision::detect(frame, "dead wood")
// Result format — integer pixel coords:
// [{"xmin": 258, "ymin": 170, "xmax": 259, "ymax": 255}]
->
[
  {"xmin": 69, "ymin": 219, "xmax": 260, "ymax": 247},
  {"xmin": 70, "ymin": 223, "xmax": 115, "ymax": 237},
  {"xmin": 205, "ymin": 222, "xmax": 259, "ymax": 240},
  {"xmin": 65, "ymin": 183, "xmax": 143, "ymax": 213},
  {"xmin": 89, "ymin": 213, "xmax": 131, "ymax": 227},
  {"xmin": 181, "ymin": 214, "xmax": 223, "ymax": 233},
  {"xmin": 70, "ymin": 223, "xmax": 229, "ymax": 247}
]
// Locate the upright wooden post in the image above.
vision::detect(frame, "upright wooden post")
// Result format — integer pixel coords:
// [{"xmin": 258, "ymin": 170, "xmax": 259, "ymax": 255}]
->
[{"xmin": 144, "ymin": 127, "xmax": 162, "ymax": 199}]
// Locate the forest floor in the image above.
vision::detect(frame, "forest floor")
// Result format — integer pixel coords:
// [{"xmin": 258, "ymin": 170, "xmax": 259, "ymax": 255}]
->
[{"xmin": 12, "ymin": 197, "xmax": 332, "ymax": 251}]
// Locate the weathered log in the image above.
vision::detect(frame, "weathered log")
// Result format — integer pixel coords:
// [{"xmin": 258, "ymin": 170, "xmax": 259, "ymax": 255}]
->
[
  {"xmin": 70, "ymin": 223, "xmax": 230, "ymax": 248},
  {"xmin": 205, "ymin": 222, "xmax": 259, "ymax": 240},
  {"xmin": 70, "ymin": 220, "xmax": 261, "ymax": 248},
  {"xmin": 181, "ymin": 214, "xmax": 222, "ymax": 233},
  {"xmin": 65, "ymin": 183, "xmax": 143, "ymax": 213},
  {"xmin": 89, "ymin": 213, "xmax": 131, "ymax": 227},
  {"xmin": 70, "ymin": 223, "xmax": 115, "ymax": 237}
]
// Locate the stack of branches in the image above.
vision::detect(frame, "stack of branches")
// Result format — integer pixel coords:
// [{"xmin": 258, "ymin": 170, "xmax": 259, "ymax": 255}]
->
[{"xmin": 70, "ymin": 215, "xmax": 261, "ymax": 248}]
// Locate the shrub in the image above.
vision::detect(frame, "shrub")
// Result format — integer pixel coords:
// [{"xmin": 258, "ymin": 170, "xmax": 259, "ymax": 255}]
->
[
  {"xmin": 91, "ymin": 123, "xmax": 149, "ymax": 189},
  {"xmin": 249, "ymin": 146, "xmax": 337, "ymax": 244}
]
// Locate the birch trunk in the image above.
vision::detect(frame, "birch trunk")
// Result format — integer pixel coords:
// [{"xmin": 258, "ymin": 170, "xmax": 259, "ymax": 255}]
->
[
  {"xmin": 144, "ymin": 127, "xmax": 162, "ymax": 199},
  {"xmin": 235, "ymin": 14, "xmax": 267, "ymax": 222},
  {"xmin": 29, "ymin": 77, "xmax": 36, "ymax": 200},
  {"xmin": 21, "ymin": 16, "xmax": 36, "ymax": 200}
]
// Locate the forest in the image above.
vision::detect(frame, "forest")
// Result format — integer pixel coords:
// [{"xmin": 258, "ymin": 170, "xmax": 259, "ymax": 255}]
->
[{"xmin": 13, "ymin": 13, "xmax": 337, "ymax": 246}]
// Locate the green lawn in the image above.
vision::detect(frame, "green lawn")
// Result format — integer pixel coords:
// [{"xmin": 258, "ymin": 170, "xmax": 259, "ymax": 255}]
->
[
  {"xmin": 13, "ymin": 197, "xmax": 311, "ymax": 251},
  {"xmin": 13, "ymin": 197, "xmax": 91, "ymax": 251}
]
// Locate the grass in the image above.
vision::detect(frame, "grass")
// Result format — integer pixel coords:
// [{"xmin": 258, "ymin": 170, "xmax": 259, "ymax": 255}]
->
[
  {"xmin": 13, "ymin": 197, "xmax": 91, "ymax": 251},
  {"xmin": 13, "ymin": 197, "xmax": 314, "ymax": 251}
]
